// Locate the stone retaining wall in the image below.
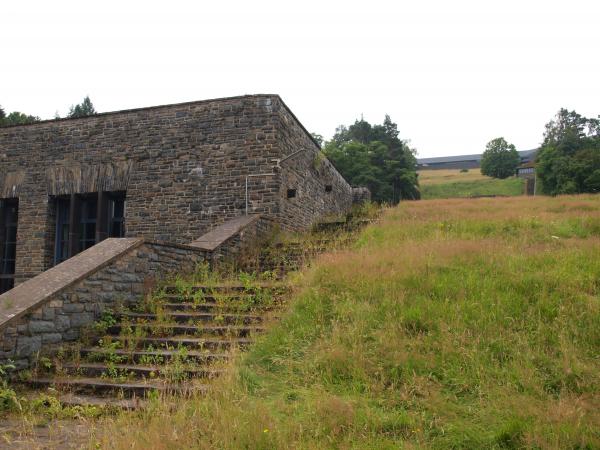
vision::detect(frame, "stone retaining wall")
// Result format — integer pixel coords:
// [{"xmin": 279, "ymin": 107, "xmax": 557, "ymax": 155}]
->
[
  {"xmin": 0, "ymin": 214, "xmax": 269, "ymax": 370},
  {"xmin": 0, "ymin": 239, "xmax": 207, "ymax": 369}
]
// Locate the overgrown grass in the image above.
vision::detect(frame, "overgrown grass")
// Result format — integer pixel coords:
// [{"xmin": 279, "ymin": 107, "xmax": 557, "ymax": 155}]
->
[
  {"xmin": 419, "ymin": 169, "xmax": 524, "ymax": 199},
  {"xmin": 89, "ymin": 195, "xmax": 599, "ymax": 448}
]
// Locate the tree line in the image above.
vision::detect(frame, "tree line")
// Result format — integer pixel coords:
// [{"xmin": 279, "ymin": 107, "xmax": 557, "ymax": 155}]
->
[
  {"xmin": 480, "ymin": 109, "xmax": 600, "ymax": 195},
  {"xmin": 0, "ymin": 96, "xmax": 97, "ymax": 127},
  {"xmin": 320, "ymin": 115, "xmax": 420, "ymax": 203}
]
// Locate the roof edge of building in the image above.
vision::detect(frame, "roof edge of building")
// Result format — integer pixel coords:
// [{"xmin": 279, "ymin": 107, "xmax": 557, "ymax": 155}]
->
[{"xmin": 0, "ymin": 94, "xmax": 280, "ymax": 130}]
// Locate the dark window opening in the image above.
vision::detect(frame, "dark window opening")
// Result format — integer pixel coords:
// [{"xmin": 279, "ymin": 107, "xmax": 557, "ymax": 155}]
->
[
  {"xmin": 107, "ymin": 192, "xmax": 126, "ymax": 238},
  {"xmin": 0, "ymin": 199, "xmax": 18, "ymax": 294},
  {"xmin": 54, "ymin": 198, "xmax": 70, "ymax": 265},
  {"xmin": 325, "ymin": 185, "xmax": 333, "ymax": 193},
  {"xmin": 53, "ymin": 191, "xmax": 126, "ymax": 265},
  {"xmin": 79, "ymin": 196, "xmax": 97, "ymax": 251},
  {"xmin": 287, "ymin": 189, "xmax": 297, "ymax": 199}
]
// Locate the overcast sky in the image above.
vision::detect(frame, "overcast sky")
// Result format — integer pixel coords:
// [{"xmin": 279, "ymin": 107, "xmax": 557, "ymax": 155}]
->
[{"xmin": 2, "ymin": 0, "xmax": 599, "ymax": 157}]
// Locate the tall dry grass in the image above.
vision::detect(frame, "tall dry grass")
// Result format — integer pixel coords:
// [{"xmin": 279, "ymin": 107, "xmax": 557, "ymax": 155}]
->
[{"xmin": 93, "ymin": 194, "xmax": 600, "ymax": 449}]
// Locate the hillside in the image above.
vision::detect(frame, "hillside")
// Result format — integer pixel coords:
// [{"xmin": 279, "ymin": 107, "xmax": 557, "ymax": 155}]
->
[
  {"xmin": 419, "ymin": 169, "xmax": 524, "ymax": 199},
  {"xmin": 95, "ymin": 195, "xmax": 600, "ymax": 449}
]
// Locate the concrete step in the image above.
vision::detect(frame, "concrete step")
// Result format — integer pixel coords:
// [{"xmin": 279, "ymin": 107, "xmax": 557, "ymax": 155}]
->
[
  {"xmin": 107, "ymin": 336, "xmax": 253, "ymax": 351},
  {"xmin": 60, "ymin": 362, "xmax": 225, "ymax": 379},
  {"xmin": 28, "ymin": 377, "xmax": 209, "ymax": 397},
  {"xmin": 81, "ymin": 347, "xmax": 230, "ymax": 364},
  {"xmin": 108, "ymin": 323, "xmax": 266, "ymax": 337},
  {"xmin": 118, "ymin": 311, "xmax": 265, "ymax": 324}
]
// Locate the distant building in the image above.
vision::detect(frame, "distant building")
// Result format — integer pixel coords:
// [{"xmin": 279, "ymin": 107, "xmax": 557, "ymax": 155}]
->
[
  {"xmin": 516, "ymin": 161, "xmax": 537, "ymax": 196},
  {"xmin": 418, "ymin": 149, "xmax": 537, "ymax": 170}
]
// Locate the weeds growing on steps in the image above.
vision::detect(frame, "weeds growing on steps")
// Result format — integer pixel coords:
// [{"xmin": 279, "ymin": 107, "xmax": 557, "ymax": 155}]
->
[
  {"xmin": 92, "ymin": 195, "xmax": 600, "ymax": 449},
  {"xmin": 0, "ymin": 202, "xmax": 382, "ymax": 440}
]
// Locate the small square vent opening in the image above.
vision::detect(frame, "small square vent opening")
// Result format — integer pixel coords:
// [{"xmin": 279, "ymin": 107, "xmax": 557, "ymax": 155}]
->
[{"xmin": 287, "ymin": 189, "xmax": 297, "ymax": 199}]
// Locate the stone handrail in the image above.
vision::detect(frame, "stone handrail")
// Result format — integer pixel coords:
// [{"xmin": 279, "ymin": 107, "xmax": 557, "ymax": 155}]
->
[
  {"xmin": 0, "ymin": 238, "xmax": 143, "ymax": 329},
  {"xmin": 189, "ymin": 215, "xmax": 262, "ymax": 252}
]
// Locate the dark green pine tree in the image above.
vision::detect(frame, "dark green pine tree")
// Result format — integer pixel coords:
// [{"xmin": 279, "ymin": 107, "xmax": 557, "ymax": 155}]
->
[{"xmin": 68, "ymin": 96, "xmax": 97, "ymax": 118}]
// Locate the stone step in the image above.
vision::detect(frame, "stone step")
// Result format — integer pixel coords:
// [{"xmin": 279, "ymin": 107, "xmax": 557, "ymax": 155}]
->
[
  {"xmin": 152, "ymin": 302, "xmax": 275, "ymax": 313},
  {"xmin": 118, "ymin": 311, "xmax": 265, "ymax": 324},
  {"xmin": 108, "ymin": 323, "xmax": 266, "ymax": 337},
  {"xmin": 161, "ymin": 293, "xmax": 255, "ymax": 302},
  {"xmin": 107, "ymin": 336, "xmax": 253, "ymax": 351},
  {"xmin": 60, "ymin": 362, "xmax": 225, "ymax": 379},
  {"xmin": 56, "ymin": 392, "xmax": 146, "ymax": 409},
  {"xmin": 81, "ymin": 347, "xmax": 230, "ymax": 364},
  {"xmin": 28, "ymin": 377, "xmax": 208, "ymax": 397},
  {"xmin": 162, "ymin": 283, "xmax": 289, "ymax": 295}
]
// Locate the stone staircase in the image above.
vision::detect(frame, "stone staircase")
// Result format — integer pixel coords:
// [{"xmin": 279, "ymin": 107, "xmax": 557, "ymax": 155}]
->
[
  {"xmin": 21, "ymin": 213, "xmax": 377, "ymax": 409},
  {"xmin": 26, "ymin": 284, "xmax": 286, "ymax": 408}
]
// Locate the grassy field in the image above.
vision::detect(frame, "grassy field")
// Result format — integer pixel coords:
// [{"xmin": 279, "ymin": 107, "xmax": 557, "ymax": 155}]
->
[
  {"xmin": 419, "ymin": 169, "xmax": 524, "ymax": 199},
  {"xmin": 87, "ymin": 195, "xmax": 600, "ymax": 449}
]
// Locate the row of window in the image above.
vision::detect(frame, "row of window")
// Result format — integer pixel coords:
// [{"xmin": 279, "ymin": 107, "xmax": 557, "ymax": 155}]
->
[{"xmin": 0, "ymin": 192, "xmax": 126, "ymax": 294}]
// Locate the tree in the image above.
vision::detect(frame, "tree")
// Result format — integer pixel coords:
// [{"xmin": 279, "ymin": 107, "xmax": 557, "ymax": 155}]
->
[
  {"xmin": 68, "ymin": 96, "xmax": 97, "ymax": 118},
  {"xmin": 311, "ymin": 133, "xmax": 324, "ymax": 148},
  {"xmin": 480, "ymin": 137, "xmax": 521, "ymax": 179},
  {"xmin": 536, "ymin": 109, "xmax": 600, "ymax": 195},
  {"xmin": 0, "ymin": 105, "xmax": 40, "ymax": 127},
  {"xmin": 323, "ymin": 115, "xmax": 420, "ymax": 203}
]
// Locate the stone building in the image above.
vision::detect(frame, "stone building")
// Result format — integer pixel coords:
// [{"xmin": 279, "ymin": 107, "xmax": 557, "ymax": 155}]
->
[{"xmin": 0, "ymin": 94, "xmax": 357, "ymax": 293}]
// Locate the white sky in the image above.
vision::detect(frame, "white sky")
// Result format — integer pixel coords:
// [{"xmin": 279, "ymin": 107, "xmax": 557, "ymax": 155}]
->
[{"xmin": 1, "ymin": 0, "xmax": 599, "ymax": 158}]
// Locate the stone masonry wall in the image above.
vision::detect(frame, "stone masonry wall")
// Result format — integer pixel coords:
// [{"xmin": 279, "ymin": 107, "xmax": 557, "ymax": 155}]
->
[
  {"xmin": 0, "ymin": 240, "xmax": 206, "ymax": 370},
  {"xmin": 0, "ymin": 94, "xmax": 356, "ymax": 284},
  {"xmin": 272, "ymin": 99, "xmax": 354, "ymax": 231},
  {"xmin": 0, "ymin": 95, "xmax": 281, "ymax": 283}
]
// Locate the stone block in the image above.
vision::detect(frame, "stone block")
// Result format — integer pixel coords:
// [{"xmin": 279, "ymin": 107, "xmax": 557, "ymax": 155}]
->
[
  {"xmin": 70, "ymin": 312, "xmax": 94, "ymax": 327},
  {"xmin": 29, "ymin": 321, "xmax": 56, "ymax": 334},
  {"xmin": 62, "ymin": 303, "xmax": 84, "ymax": 313},
  {"xmin": 55, "ymin": 315, "xmax": 70, "ymax": 331},
  {"xmin": 15, "ymin": 336, "xmax": 42, "ymax": 358},
  {"xmin": 41, "ymin": 333, "xmax": 63, "ymax": 344},
  {"xmin": 63, "ymin": 329, "xmax": 80, "ymax": 341},
  {"xmin": 42, "ymin": 307, "xmax": 55, "ymax": 320}
]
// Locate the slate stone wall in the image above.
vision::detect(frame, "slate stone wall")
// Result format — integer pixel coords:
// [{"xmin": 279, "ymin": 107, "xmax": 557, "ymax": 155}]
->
[
  {"xmin": 272, "ymin": 100, "xmax": 354, "ymax": 230},
  {"xmin": 0, "ymin": 241, "xmax": 206, "ymax": 370},
  {"xmin": 352, "ymin": 187, "xmax": 371, "ymax": 204},
  {"xmin": 0, "ymin": 94, "xmax": 354, "ymax": 283}
]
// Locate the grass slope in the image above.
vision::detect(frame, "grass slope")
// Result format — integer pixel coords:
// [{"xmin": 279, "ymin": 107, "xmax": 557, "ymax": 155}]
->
[
  {"xmin": 99, "ymin": 196, "xmax": 600, "ymax": 449},
  {"xmin": 419, "ymin": 169, "xmax": 524, "ymax": 199}
]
